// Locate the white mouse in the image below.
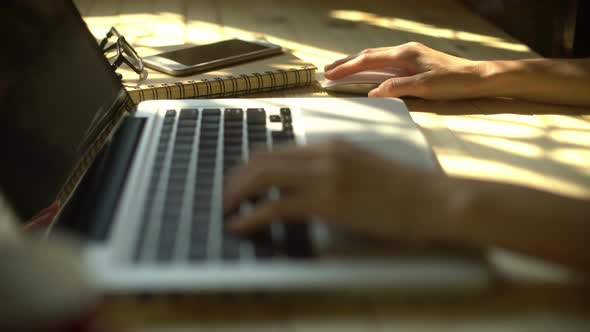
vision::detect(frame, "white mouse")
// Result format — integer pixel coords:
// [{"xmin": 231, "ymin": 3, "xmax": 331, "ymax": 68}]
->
[{"xmin": 322, "ymin": 68, "xmax": 403, "ymax": 94}]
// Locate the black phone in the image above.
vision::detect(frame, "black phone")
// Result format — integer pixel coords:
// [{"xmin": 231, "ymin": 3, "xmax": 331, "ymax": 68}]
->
[{"xmin": 142, "ymin": 39, "xmax": 282, "ymax": 76}]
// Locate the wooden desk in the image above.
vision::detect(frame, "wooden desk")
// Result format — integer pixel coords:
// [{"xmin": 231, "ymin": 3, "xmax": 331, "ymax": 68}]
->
[{"xmin": 75, "ymin": 0, "xmax": 590, "ymax": 330}]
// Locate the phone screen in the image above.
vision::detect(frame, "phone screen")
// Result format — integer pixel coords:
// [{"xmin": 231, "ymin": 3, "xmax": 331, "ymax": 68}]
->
[{"xmin": 158, "ymin": 39, "xmax": 271, "ymax": 66}]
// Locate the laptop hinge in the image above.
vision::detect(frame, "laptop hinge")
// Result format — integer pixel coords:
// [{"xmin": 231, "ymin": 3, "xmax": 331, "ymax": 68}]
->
[
  {"xmin": 46, "ymin": 88, "xmax": 135, "ymax": 236},
  {"xmin": 54, "ymin": 90, "xmax": 135, "ymax": 206},
  {"xmin": 55, "ymin": 116, "xmax": 145, "ymax": 240}
]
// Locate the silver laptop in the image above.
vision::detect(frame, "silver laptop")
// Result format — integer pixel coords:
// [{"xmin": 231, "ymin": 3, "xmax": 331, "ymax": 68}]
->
[{"xmin": 0, "ymin": 0, "xmax": 490, "ymax": 293}]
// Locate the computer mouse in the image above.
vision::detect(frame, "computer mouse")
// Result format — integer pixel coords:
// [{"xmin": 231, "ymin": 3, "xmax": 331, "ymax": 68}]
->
[{"xmin": 322, "ymin": 69, "xmax": 403, "ymax": 94}]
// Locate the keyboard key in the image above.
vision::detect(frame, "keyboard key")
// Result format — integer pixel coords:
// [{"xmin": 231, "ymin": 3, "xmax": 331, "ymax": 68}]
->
[
  {"xmin": 247, "ymin": 124, "xmax": 266, "ymax": 133},
  {"xmin": 199, "ymin": 137, "xmax": 219, "ymax": 146},
  {"xmin": 196, "ymin": 167, "xmax": 216, "ymax": 176},
  {"xmin": 165, "ymin": 109, "xmax": 177, "ymax": 117},
  {"xmin": 192, "ymin": 209, "xmax": 211, "ymax": 219},
  {"xmin": 203, "ymin": 108, "xmax": 221, "ymax": 116},
  {"xmin": 177, "ymin": 121, "xmax": 197, "ymax": 129},
  {"xmin": 246, "ymin": 108, "xmax": 266, "ymax": 124},
  {"xmin": 200, "ymin": 131, "xmax": 219, "ymax": 139},
  {"xmin": 173, "ymin": 145, "xmax": 193, "ymax": 153},
  {"xmin": 161, "ymin": 123, "xmax": 174, "ymax": 131},
  {"xmin": 248, "ymin": 133, "xmax": 267, "ymax": 143},
  {"xmin": 188, "ymin": 245, "xmax": 208, "ymax": 261},
  {"xmin": 224, "ymin": 108, "xmax": 243, "ymax": 121},
  {"xmin": 284, "ymin": 223, "xmax": 314, "ymax": 258},
  {"xmin": 224, "ymin": 131, "xmax": 243, "ymax": 141},
  {"xmin": 177, "ymin": 127, "xmax": 196, "ymax": 137},
  {"xmin": 224, "ymin": 120, "xmax": 243, "ymax": 128},
  {"xmin": 188, "ymin": 220, "xmax": 209, "ymax": 261},
  {"xmin": 202, "ymin": 116, "xmax": 221, "ymax": 124},
  {"xmin": 271, "ymin": 131, "xmax": 294, "ymax": 143},
  {"xmin": 180, "ymin": 108, "xmax": 198, "ymax": 119},
  {"xmin": 269, "ymin": 115, "xmax": 282, "ymax": 122},
  {"xmin": 201, "ymin": 122, "xmax": 220, "ymax": 130},
  {"xmin": 174, "ymin": 135, "xmax": 193, "ymax": 143},
  {"xmin": 156, "ymin": 248, "xmax": 174, "ymax": 262},
  {"xmin": 250, "ymin": 229, "xmax": 275, "ymax": 258},
  {"xmin": 223, "ymin": 138, "xmax": 243, "ymax": 146},
  {"xmin": 222, "ymin": 234, "xmax": 242, "ymax": 260},
  {"xmin": 172, "ymin": 154, "xmax": 191, "ymax": 163},
  {"xmin": 282, "ymin": 122, "xmax": 293, "ymax": 131},
  {"xmin": 196, "ymin": 159, "xmax": 215, "ymax": 171},
  {"xmin": 192, "ymin": 200, "xmax": 212, "ymax": 211},
  {"xmin": 224, "ymin": 145, "xmax": 242, "ymax": 156},
  {"xmin": 280, "ymin": 108, "xmax": 291, "ymax": 116},
  {"xmin": 223, "ymin": 157, "xmax": 242, "ymax": 167}
]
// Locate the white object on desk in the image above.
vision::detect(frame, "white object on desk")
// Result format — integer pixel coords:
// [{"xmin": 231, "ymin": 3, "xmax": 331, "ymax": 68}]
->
[{"xmin": 322, "ymin": 68, "xmax": 404, "ymax": 94}]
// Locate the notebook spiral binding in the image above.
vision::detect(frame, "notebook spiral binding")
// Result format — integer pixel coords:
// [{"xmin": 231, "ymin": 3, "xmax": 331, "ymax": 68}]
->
[{"xmin": 126, "ymin": 65, "xmax": 316, "ymax": 104}]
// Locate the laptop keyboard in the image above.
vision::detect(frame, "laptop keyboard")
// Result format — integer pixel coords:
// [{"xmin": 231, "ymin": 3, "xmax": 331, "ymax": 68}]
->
[{"xmin": 133, "ymin": 107, "xmax": 313, "ymax": 263}]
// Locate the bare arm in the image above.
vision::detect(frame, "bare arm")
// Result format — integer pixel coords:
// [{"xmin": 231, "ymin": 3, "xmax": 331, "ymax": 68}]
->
[
  {"xmin": 324, "ymin": 43, "xmax": 590, "ymax": 107},
  {"xmin": 476, "ymin": 58, "xmax": 590, "ymax": 106},
  {"xmin": 434, "ymin": 177, "xmax": 590, "ymax": 274}
]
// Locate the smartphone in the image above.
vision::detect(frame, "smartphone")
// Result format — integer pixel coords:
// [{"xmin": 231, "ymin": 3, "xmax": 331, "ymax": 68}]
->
[{"xmin": 142, "ymin": 39, "xmax": 283, "ymax": 76}]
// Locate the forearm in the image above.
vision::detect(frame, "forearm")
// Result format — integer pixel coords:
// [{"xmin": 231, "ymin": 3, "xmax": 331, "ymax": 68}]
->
[
  {"xmin": 428, "ymin": 177, "xmax": 590, "ymax": 274},
  {"xmin": 475, "ymin": 58, "xmax": 590, "ymax": 106}
]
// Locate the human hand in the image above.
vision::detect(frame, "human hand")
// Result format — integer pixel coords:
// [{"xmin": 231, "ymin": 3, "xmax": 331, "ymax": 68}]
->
[
  {"xmin": 324, "ymin": 42, "xmax": 485, "ymax": 100},
  {"xmin": 224, "ymin": 141, "xmax": 447, "ymax": 242}
]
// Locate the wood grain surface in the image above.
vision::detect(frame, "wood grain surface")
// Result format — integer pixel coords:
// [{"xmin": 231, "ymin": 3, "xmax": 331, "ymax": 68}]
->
[{"xmin": 72, "ymin": 0, "xmax": 590, "ymax": 330}]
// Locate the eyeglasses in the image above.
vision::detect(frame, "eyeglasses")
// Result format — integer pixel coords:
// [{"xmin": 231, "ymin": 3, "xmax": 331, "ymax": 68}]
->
[{"xmin": 99, "ymin": 27, "xmax": 144, "ymax": 79}]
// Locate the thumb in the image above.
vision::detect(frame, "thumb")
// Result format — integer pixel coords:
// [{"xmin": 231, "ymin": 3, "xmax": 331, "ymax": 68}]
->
[{"xmin": 368, "ymin": 75, "xmax": 425, "ymax": 98}]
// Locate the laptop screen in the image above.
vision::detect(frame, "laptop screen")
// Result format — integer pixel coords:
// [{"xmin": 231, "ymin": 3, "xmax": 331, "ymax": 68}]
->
[{"xmin": 0, "ymin": 0, "xmax": 125, "ymax": 220}]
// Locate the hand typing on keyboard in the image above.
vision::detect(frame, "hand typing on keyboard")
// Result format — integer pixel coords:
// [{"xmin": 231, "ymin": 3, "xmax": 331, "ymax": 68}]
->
[
  {"xmin": 224, "ymin": 139, "xmax": 590, "ymax": 274},
  {"xmin": 223, "ymin": 140, "xmax": 446, "ymax": 243}
]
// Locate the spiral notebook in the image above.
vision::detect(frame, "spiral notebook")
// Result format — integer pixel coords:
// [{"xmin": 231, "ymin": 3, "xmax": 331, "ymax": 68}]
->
[{"xmin": 119, "ymin": 52, "xmax": 317, "ymax": 104}]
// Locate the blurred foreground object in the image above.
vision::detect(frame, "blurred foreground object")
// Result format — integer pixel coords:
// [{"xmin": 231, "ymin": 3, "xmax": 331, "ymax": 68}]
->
[{"xmin": 0, "ymin": 192, "xmax": 98, "ymax": 332}]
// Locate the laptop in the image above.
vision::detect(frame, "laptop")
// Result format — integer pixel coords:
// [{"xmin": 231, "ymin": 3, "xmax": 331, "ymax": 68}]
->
[{"xmin": 0, "ymin": 0, "xmax": 490, "ymax": 293}]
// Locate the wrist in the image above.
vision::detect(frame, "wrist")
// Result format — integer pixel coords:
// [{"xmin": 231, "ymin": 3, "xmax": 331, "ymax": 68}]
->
[
  {"xmin": 431, "ymin": 177, "xmax": 478, "ymax": 244},
  {"xmin": 410, "ymin": 175, "xmax": 468, "ymax": 243},
  {"xmin": 472, "ymin": 60, "xmax": 528, "ymax": 99}
]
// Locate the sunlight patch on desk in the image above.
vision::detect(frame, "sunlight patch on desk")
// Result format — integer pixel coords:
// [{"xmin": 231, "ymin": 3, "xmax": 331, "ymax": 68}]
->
[
  {"xmin": 86, "ymin": 13, "xmax": 185, "ymax": 49},
  {"xmin": 441, "ymin": 156, "xmax": 590, "ymax": 199},
  {"xmin": 550, "ymin": 148, "xmax": 590, "ymax": 169},
  {"xmin": 330, "ymin": 10, "xmax": 531, "ymax": 53},
  {"xmin": 186, "ymin": 21, "xmax": 225, "ymax": 45},
  {"xmin": 549, "ymin": 130, "xmax": 590, "ymax": 148},
  {"xmin": 85, "ymin": 16, "xmax": 120, "ymax": 37},
  {"xmin": 458, "ymin": 135, "xmax": 544, "ymax": 159},
  {"xmin": 479, "ymin": 114, "xmax": 546, "ymax": 128},
  {"xmin": 445, "ymin": 117, "xmax": 544, "ymax": 139},
  {"xmin": 126, "ymin": 12, "xmax": 185, "ymax": 47},
  {"xmin": 408, "ymin": 112, "xmax": 444, "ymax": 129},
  {"xmin": 539, "ymin": 115, "xmax": 590, "ymax": 130}
]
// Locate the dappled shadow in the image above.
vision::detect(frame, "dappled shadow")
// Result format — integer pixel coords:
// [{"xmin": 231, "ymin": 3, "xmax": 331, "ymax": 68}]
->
[
  {"xmin": 407, "ymin": 99, "xmax": 590, "ymax": 116},
  {"xmin": 409, "ymin": 109, "xmax": 590, "ymax": 198},
  {"xmin": 76, "ymin": 0, "xmax": 537, "ymax": 69}
]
